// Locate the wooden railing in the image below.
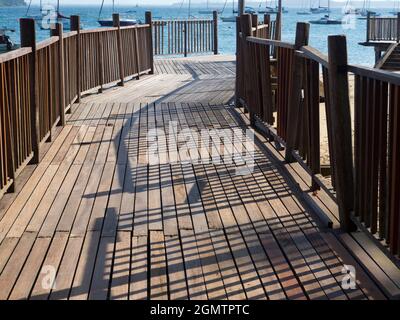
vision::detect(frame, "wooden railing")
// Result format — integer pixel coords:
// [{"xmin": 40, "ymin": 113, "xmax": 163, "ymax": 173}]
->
[
  {"xmin": 0, "ymin": 13, "xmax": 153, "ymax": 200},
  {"xmin": 367, "ymin": 13, "xmax": 400, "ymax": 42},
  {"xmin": 152, "ymin": 12, "xmax": 218, "ymax": 57},
  {"xmin": 237, "ymin": 13, "xmax": 400, "ymax": 257},
  {"xmin": 236, "ymin": 14, "xmax": 279, "ymax": 109},
  {"xmin": 348, "ymin": 64, "xmax": 400, "ymax": 255},
  {"xmin": 0, "ymin": 48, "xmax": 33, "ymax": 198}
]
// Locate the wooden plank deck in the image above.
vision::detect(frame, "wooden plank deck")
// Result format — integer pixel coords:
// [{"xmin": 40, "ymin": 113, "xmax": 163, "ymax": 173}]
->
[{"xmin": 0, "ymin": 55, "xmax": 388, "ymax": 300}]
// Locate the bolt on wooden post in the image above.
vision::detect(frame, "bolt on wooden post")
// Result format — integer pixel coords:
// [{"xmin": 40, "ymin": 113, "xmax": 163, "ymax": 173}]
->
[{"xmin": 20, "ymin": 18, "xmax": 40, "ymax": 164}]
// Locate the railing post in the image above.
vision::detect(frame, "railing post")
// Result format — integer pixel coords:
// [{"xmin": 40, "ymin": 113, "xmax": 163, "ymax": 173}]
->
[
  {"xmin": 70, "ymin": 15, "xmax": 81, "ymax": 102},
  {"xmin": 285, "ymin": 22, "xmax": 309, "ymax": 162},
  {"xmin": 145, "ymin": 11, "xmax": 154, "ymax": 74},
  {"xmin": 251, "ymin": 13, "xmax": 258, "ymax": 35},
  {"xmin": 275, "ymin": 11, "xmax": 282, "ymax": 41},
  {"xmin": 240, "ymin": 14, "xmax": 254, "ymax": 123},
  {"xmin": 213, "ymin": 10, "xmax": 218, "ymax": 55},
  {"xmin": 98, "ymin": 32, "xmax": 104, "ymax": 93},
  {"xmin": 184, "ymin": 20, "xmax": 188, "ymax": 57},
  {"xmin": 134, "ymin": 26, "xmax": 141, "ymax": 79},
  {"xmin": 327, "ymin": 35, "xmax": 356, "ymax": 232},
  {"xmin": 113, "ymin": 13, "xmax": 125, "ymax": 86},
  {"xmin": 235, "ymin": 16, "xmax": 242, "ymax": 108},
  {"xmin": 238, "ymin": 0, "xmax": 244, "ymax": 15},
  {"xmin": 264, "ymin": 14, "xmax": 271, "ymax": 37},
  {"xmin": 366, "ymin": 12, "xmax": 371, "ymax": 42},
  {"xmin": 397, "ymin": 12, "xmax": 400, "ymax": 42},
  {"xmin": 20, "ymin": 18, "xmax": 40, "ymax": 164},
  {"xmin": 51, "ymin": 23, "xmax": 65, "ymax": 126}
]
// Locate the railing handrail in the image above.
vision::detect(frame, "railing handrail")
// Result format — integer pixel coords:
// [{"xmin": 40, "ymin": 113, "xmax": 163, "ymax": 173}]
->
[
  {"xmin": 0, "ymin": 13, "xmax": 154, "ymax": 202},
  {"xmin": 238, "ymin": 14, "xmax": 400, "ymax": 258},
  {"xmin": 0, "ymin": 47, "xmax": 32, "ymax": 63},
  {"xmin": 152, "ymin": 13, "xmax": 218, "ymax": 57},
  {"xmin": 297, "ymin": 45, "xmax": 329, "ymax": 67},
  {"xmin": 366, "ymin": 13, "xmax": 400, "ymax": 42},
  {"xmin": 36, "ymin": 36, "xmax": 59, "ymax": 50},
  {"xmin": 153, "ymin": 18, "xmax": 213, "ymax": 22},
  {"xmin": 348, "ymin": 63, "xmax": 400, "ymax": 85},
  {"xmin": 246, "ymin": 36, "xmax": 295, "ymax": 49},
  {"xmin": 62, "ymin": 31, "xmax": 78, "ymax": 39},
  {"xmin": 248, "ymin": 32, "xmax": 400, "ymax": 84}
]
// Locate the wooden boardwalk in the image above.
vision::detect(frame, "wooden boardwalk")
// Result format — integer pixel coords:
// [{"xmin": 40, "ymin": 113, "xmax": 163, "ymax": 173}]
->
[{"xmin": 0, "ymin": 56, "xmax": 388, "ymax": 300}]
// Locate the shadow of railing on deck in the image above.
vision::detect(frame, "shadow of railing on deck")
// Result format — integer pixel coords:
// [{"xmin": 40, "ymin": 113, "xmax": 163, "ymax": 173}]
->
[{"xmin": 29, "ymin": 61, "xmax": 352, "ymax": 300}]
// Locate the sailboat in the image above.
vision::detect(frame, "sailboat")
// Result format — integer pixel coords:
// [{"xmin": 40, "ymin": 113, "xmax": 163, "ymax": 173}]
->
[
  {"xmin": 310, "ymin": 0, "xmax": 344, "ymax": 24},
  {"xmin": 25, "ymin": 0, "xmax": 44, "ymax": 20},
  {"xmin": 98, "ymin": 0, "xmax": 138, "ymax": 26},
  {"xmin": 221, "ymin": 0, "xmax": 237, "ymax": 22},
  {"xmin": 297, "ymin": 0, "xmax": 311, "ymax": 15},
  {"xmin": 25, "ymin": 1, "xmax": 71, "ymax": 30},
  {"xmin": 389, "ymin": 0, "xmax": 400, "ymax": 15},
  {"xmin": 343, "ymin": 0, "xmax": 360, "ymax": 15},
  {"xmin": 259, "ymin": 1, "xmax": 288, "ymax": 14},
  {"xmin": 310, "ymin": 0, "xmax": 330, "ymax": 14},
  {"xmin": 358, "ymin": 0, "xmax": 380, "ymax": 19},
  {"xmin": 198, "ymin": 0, "xmax": 222, "ymax": 14}
]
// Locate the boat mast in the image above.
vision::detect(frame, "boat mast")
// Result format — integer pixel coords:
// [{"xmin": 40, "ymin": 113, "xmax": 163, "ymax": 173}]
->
[
  {"xmin": 99, "ymin": 0, "xmax": 105, "ymax": 20},
  {"xmin": 113, "ymin": 0, "xmax": 115, "ymax": 13},
  {"xmin": 25, "ymin": 0, "xmax": 32, "ymax": 16}
]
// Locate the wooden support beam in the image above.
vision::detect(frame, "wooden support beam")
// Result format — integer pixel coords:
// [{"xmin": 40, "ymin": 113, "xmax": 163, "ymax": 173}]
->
[
  {"xmin": 113, "ymin": 13, "xmax": 125, "ymax": 86},
  {"xmin": 327, "ymin": 35, "xmax": 357, "ymax": 232},
  {"xmin": 20, "ymin": 18, "xmax": 40, "ymax": 164}
]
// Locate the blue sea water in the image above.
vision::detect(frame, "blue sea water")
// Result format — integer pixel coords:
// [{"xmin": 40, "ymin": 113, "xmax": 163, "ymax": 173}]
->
[{"xmin": 0, "ymin": 4, "xmax": 397, "ymax": 66}]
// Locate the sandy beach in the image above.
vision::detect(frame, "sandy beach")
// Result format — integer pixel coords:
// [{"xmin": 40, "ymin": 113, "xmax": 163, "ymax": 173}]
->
[{"xmin": 319, "ymin": 74, "xmax": 355, "ymax": 166}]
